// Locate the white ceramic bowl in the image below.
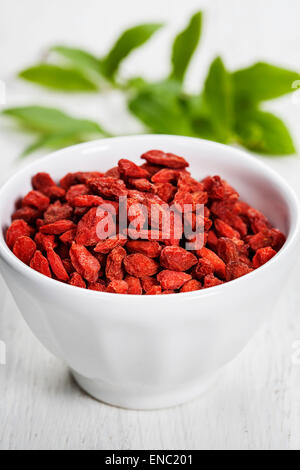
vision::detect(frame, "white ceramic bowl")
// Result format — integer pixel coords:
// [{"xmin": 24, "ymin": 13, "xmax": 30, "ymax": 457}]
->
[{"xmin": 0, "ymin": 135, "xmax": 299, "ymax": 410}]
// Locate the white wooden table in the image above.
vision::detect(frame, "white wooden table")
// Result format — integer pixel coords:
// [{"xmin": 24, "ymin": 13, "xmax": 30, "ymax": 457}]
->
[{"xmin": 0, "ymin": 0, "xmax": 300, "ymax": 450}]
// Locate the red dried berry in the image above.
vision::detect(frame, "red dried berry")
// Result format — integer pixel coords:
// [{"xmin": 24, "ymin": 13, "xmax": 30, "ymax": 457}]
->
[
  {"xmin": 35, "ymin": 232, "xmax": 57, "ymax": 251},
  {"xmin": 198, "ymin": 247, "xmax": 226, "ymax": 279},
  {"xmin": 126, "ymin": 240, "xmax": 161, "ymax": 258},
  {"xmin": 70, "ymin": 243, "xmax": 100, "ymax": 283},
  {"xmin": 88, "ymin": 177, "xmax": 128, "ymax": 199},
  {"xmin": 203, "ymin": 274, "xmax": 223, "ymax": 289},
  {"xmin": 69, "ymin": 272, "xmax": 86, "ymax": 289},
  {"xmin": 43, "ymin": 202, "xmax": 73, "ymax": 224},
  {"xmin": 160, "ymin": 246, "xmax": 197, "ymax": 272},
  {"xmin": 94, "ymin": 236, "xmax": 127, "ymax": 254},
  {"xmin": 124, "ymin": 254, "xmax": 159, "ymax": 278},
  {"xmin": 6, "ymin": 220, "xmax": 32, "ymax": 249},
  {"xmin": 253, "ymin": 247, "xmax": 277, "ymax": 268},
  {"xmin": 105, "ymin": 246, "xmax": 127, "ymax": 281},
  {"xmin": 88, "ymin": 281, "xmax": 106, "ymax": 292},
  {"xmin": 107, "ymin": 280, "xmax": 128, "ymax": 294},
  {"xmin": 59, "ymin": 229, "xmax": 77, "ymax": 244},
  {"xmin": 66, "ymin": 184, "xmax": 90, "ymax": 204},
  {"xmin": 194, "ymin": 258, "xmax": 214, "ymax": 280},
  {"xmin": 217, "ymin": 238, "xmax": 239, "ymax": 264},
  {"xmin": 157, "ymin": 270, "xmax": 192, "ymax": 290},
  {"xmin": 129, "ymin": 178, "xmax": 153, "ymax": 192},
  {"xmin": 76, "ymin": 207, "xmax": 115, "ymax": 246},
  {"xmin": 118, "ymin": 159, "xmax": 150, "ymax": 179},
  {"xmin": 12, "ymin": 207, "xmax": 40, "ymax": 224},
  {"xmin": 180, "ymin": 279, "xmax": 202, "ymax": 293},
  {"xmin": 153, "ymin": 183, "xmax": 177, "ymax": 203},
  {"xmin": 47, "ymin": 248, "xmax": 69, "ymax": 282},
  {"xmin": 141, "ymin": 276, "xmax": 160, "ymax": 293},
  {"xmin": 146, "ymin": 286, "xmax": 162, "ymax": 295},
  {"xmin": 214, "ymin": 219, "xmax": 240, "ymax": 240},
  {"xmin": 126, "ymin": 276, "xmax": 143, "ymax": 295},
  {"xmin": 71, "ymin": 195, "xmax": 104, "ymax": 208},
  {"xmin": 22, "ymin": 190, "xmax": 50, "ymax": 211},
  {"xmin": 141, "ymin": 150, "xmax": 189, "ymax": 169},
  {"xmin": 40, "ymin": 220, "xmax": 76, "ymax": 235},
  {"xmin": 225, "ymin": 261, "xmax": 253, "ymax": 281},
  {"xmin": 30, "ymin": 250, "xmax": 52, "ymax": 278},
  {"xmin": 13, "ymin": 236, "xmax": 36, "ymax": 265}
]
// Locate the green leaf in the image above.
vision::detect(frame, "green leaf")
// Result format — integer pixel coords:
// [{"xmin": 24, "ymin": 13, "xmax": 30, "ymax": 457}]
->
[
  {"xmin": 2, "ymin": 106, "xmax": 107, "ymax": 136},
  {"xmin": 233, "ymin": 62, "xmax": 300, "ymax": 104},
  {"xmin": 170, "ymin": 11, "xmax": 203, "ymax": 83},
  {"xmin": 203, "ymin": 57, "xmax": 233, "ymax": 142},
  {"xmin": 102, "ymin": 23, "xmax": 163, "ymax": 78},
  {"xmin": 235, "ymin": 110, "xmax": 296, "ymax": 155},
  {"xmin": 19, "ymin": 64, "xmax": 98, "ymax": 91},
  {"xmin": 128, "ymin": 81, "xmax": 195, "ymax": 136},
  {"xmin": 51, "ymin": 46, "xmax": 101, "ymax": 74}
]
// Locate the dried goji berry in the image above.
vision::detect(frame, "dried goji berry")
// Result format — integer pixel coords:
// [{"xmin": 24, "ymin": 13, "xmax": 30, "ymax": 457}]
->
[
  {"xmin": 40, "ymin": 219, "xmax": 76, "ymax": 235},
  {"xmin": 197, "ymin": 247, "xmax": 226, "ymax": 279},
  {"xmin": 193, "ymin": 258, "xmax": 214, "ymax": 280},
  {"xmin": 69, "ymin": 272, "xmax": 86, "ymax": 288},
  {"xmin": 30, "ymin": 250, "xmax": 52, "ymax": 278},
  {"xmin": 214, "ymin": 219, "xmax": 241, "ymax": 240},
  {"xmin": 76, "ymin": 207, "xmax": 115, "ymax": 246},
  {"xmin": 203, "ymin": 274, "xmax": 223, "ymax": 288},
  {"xmin": 22, "ymin": 190, "xmax": 50, "ymax": 211},
  {"xmin": 125, "ymin": 276, "xmax": 143, "ymax": 295},
  {"xmin": 6, "ymin": 220, "xmax": 32, "ymax": 249},
  {"xmin": 129, "ymin": 178, "xmax": 153, "ymax": 192},
  {"xmin": 94, "ymin": 236, "xmax": 127, "ymax": 254},
  {"xmin": 126, "ymin": 240, "xmax": 161, "ymax": 258},
  {"xmin": 35, "ymin": 232, "xmax": 57, "ymax": 251},
  {"xmin": 124, "ymin": 254, "xmax": 159, "ymax": 278},
  {"xmin": 253, "ymin": 247, "xmax": 277, "ymax": 268},
  {"xmin": 47, "ymin": 248, "xmax": 69, "ymax": 282},
  {"xmin": 225, "ymin": 261, "xmax": 253, "ymax": 281},
  {"xmin": 43, "ymin": 201, "xmax": 73, "ymax": 224},
  {"xmin": 180, "ymin": 279, "xmax": 202, "ymax": 293},
  {"xmin": 88, "ymin": 176, "xmax": 128, "ymax": 199},
  {"xmin": 12, "ymin": 207, "xmax": 40, "ymax": 224},
  {"xmin": 71, "ymin": 195, "xmax": 104, "ymax": 208},
  {"xmin": 153, "ymin": 183, "xmax": 177, "ymax": 203},
  {"xmin": 106, "ymin": 280, "xmax": 128, "ymax": 294},
  {"xmin": 141, "ymin": 276, "xmax": 160, "ymax": 293},
  {"xmin": 88, "ymin": 280, "xmax": 106, "ymax": 292},
  {"xmin": 13, "ymin": 236, "xmax": 36, "ymax": 265},
  {"xmin": 141, "ymin": 150, "xmax": 189, "ymax": 169},
  {"xmin": 151, "ymin": 169, "xmax": 179, "ymax": 184},
  {"xmin": 105, "ymin": 246, "xmax": 127, "ymax": 281},
  {"xmin": 59, "ymin": 228, "xmax": 77, "ymax": 244},
  {"xmin": 160, "ymin": 246, "xmax": 197, "ymax": 272},
  {"xmin": 70, "ymin": 243, "xmax": 100, "ymax": 283},
  {"xmin": 146, "ymin": 286, "xmax": 162, "ymax": 295},
  {"xmin": 118, "ymin": 159, "xmax": 150, "ymax": 179},
  {"xmin": 66, "ymin": 184, "xmax": 90, "ymax": 204},
  {"xmin": 157, "ymin": 270, "xmax": 192, "ymax": 290},
  {"xmin": 217, "ymin": 238, "xmax": 239, "ymax": 264}
]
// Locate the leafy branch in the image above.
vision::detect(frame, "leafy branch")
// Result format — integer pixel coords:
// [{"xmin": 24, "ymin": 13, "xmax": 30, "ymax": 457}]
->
[{"xmin": 2, "ymin": 11, "xmax": 299, "ymax": 157}]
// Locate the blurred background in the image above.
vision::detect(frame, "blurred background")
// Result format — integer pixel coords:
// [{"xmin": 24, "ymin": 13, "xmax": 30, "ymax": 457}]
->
[{"xmin": 1, "ymin": 0, "xmax": 300, "ymax": 450}]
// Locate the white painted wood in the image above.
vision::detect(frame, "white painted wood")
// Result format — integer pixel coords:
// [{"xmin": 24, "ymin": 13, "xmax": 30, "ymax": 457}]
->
[{"xmin": 0, "ymin": 0, "xmax": 300, "ymax": 450}]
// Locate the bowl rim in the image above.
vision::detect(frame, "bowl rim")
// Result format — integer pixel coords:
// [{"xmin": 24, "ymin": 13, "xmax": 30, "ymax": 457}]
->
[{"xmin": 0, "ymin": 134, "xmax": 299, "ymax": 302}]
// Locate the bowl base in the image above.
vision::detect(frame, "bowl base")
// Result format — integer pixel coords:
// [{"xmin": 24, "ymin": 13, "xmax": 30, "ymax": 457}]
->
[{"xmin": 71, "ymin": 370, "xmax": 218, "ymax": 410}]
